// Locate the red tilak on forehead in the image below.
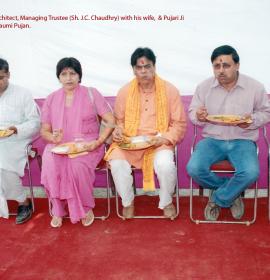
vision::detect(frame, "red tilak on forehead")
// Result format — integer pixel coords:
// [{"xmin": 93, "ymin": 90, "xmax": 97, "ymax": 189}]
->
[
  {"xmin": 219, "ymin": 58, "xmax": 223, "ymax": 63},
  {"xmin": 138, "ymin": 58, "xmax": 145, "ymax": 64}
]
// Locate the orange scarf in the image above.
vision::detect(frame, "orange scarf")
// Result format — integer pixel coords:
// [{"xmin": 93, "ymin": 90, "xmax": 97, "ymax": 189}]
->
[{"xmin": 105, "ymin": 75, "xmax": 168, "ymax": 191}]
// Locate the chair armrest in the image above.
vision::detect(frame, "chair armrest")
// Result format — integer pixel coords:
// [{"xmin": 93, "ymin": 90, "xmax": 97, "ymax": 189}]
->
[{"xmin": 25, "ymin": 135, "xmax": 42, "ymax": 158}]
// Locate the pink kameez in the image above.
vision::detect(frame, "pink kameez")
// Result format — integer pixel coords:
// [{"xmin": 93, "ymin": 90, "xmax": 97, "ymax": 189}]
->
[{"xmin": 41, "ymin": 85, "xmax": 110, "ymax": 223}]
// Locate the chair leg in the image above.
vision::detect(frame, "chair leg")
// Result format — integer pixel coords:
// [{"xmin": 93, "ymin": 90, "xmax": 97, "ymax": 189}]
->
[
  {"xmin": 174, "ymin": 185, "xmax": 180, "ymax": 219},
  {"xmin": 115, "ymin": 190, "xmax": 124, "ymax": 219},
  {"xmin": 269, "ymin": 181, "xmax": 270, "ymax": 221},
  {"xmin": 36, "ymin": 155, "xmax": 42, "ymax": 171},
  {"xmin": 268, "ymin": 155, "xmax": 270, "ymax": 221},
  {"xmin": 94, "ymin": 169, "xmax": 111, "ymax": 220},
  {"xmin": 26, "ymin": 159, "xmax": 35, "ymax": 213},
  {"xmin": 189, "ymin": 177, "xmax": 199, "ymax": 224},
  {"xmin": 109, "ymin": 170, "xmax": 116, "ymax": 196}
]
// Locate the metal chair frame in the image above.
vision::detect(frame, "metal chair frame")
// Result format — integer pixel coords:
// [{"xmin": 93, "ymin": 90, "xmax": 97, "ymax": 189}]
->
[
  {"xmin": 189, "ymin": 125, "xmax": 265, "ymax": 226},
  {"xmin": 115, "ymin": 146, "xmax": 180, "ymax": 220},
  {"xmin": 9, "ymin": 137, "xmax": 42, "ymax": 216},
  {"xmin": 264, "ymin": 126, "xmax": 270, "ymax": 221}
]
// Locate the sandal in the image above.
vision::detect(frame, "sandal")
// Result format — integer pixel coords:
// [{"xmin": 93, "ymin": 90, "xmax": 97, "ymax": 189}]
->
[
  {"xmin": 163, "ymin": 203, "xmax": 176, "ymax": 219},
  {"xmin": 50, "ymin": 216, "xmax": 63, "ymax": 228},
  {"xmin": 204, "ymin": 202, "xmax": 221, "ymax": 221},
  {"xmin": 81, "ymin": 210, "xmax": 95, "ymax": 227},
  {"xmin": 122, "ymin": 201, "xmax": 135, "ymax": 219}
]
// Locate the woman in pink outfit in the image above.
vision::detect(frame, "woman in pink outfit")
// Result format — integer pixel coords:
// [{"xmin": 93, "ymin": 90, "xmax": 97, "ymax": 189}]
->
[{"xmin": 40, "ymin": 57, "xmax": 114, "ymax": 228}]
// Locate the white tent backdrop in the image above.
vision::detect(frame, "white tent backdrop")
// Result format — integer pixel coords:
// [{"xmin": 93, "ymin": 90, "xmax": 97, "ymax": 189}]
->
[{"xmin": 1, "ymin": 0, "xmax": 270, "ymax": 97}]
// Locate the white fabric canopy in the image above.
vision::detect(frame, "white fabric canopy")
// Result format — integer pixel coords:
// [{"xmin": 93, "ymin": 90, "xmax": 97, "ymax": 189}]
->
[{"xmin": 1, "ymin": 0, "xmax": 269, "ymax": 97}]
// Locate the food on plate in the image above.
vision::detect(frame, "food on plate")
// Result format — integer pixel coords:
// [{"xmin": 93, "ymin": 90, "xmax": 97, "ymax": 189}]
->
[
  {"xmin": 52, "ymin": 142, "xmax": 86, "ymax": 154},
  {"xmin": 206, "ymin": 114, "xmax": 251, "ymax": 124},
  {"xmin": 0, "ymin": 129, "xmax": 14, "ymax": 138},
  {"xmin": 118, "ymin": 135, "xmax": 153, "ymax": 150}
]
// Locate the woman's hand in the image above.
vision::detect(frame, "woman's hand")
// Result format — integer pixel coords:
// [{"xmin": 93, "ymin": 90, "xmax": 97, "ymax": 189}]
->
[
  {"xmin": 83, "ymin": 140, "xmax": 100, "ymax": 152},
  {"xmin": 51, "ymin": 129, "xmax": 63, "ymax": 144},
  {"xmin": 40, "ymin": 123, "xmax": 64, "ymax": 144}
]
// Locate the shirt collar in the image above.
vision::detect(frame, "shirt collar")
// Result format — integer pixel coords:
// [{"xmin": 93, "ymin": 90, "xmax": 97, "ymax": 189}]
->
[{"xmin": 211, "ymin": 72, "xmax": 245, "ymax": 90}]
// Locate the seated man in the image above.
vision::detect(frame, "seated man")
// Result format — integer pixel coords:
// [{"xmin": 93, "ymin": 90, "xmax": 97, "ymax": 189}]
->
[
  {"xmin": 105, "ymin": 47, "xmax": 186, "ymax": 219},
  {"xmin": 187, "ymin": 45, "xmax": 270, "ymax": 221},
  {"xmin": 0, "ymin": 58, "xmax": 40, "ymax": 224}
]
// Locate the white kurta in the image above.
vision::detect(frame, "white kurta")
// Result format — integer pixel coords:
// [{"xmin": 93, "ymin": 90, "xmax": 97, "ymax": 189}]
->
[
  {"xmin": 0, "ymin": 83, "xmax": 40, "ymax": 218},
  {"xmin": 0, "ymin": 83, "xmax": 40, "ymax": 176}
]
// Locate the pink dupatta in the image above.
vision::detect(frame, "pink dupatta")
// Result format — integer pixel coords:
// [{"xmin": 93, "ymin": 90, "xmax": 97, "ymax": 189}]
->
[{"xmin": 47, "ymin": 84, "xmax": 99, "ymax": 143}]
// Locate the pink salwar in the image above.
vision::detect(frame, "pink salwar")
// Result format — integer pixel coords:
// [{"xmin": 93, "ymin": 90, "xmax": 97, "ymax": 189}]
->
[{"xmin": 41, "ymin": 85, "xmax": 110, "ymax": 223}]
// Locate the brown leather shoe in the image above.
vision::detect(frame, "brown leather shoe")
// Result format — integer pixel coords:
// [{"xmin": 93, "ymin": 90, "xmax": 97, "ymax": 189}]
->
[
  {"xmin": 122, "ymin": 201, "xmax": 134, "ymax": 219},
  {"xmin": 163, "ymin": 203, "xmax": 176, "ymax": 219}
]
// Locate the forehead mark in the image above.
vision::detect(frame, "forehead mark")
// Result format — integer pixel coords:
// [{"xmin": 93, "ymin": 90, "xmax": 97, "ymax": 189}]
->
[{"xmin": 138, "ymin": 58, "xmax": 145, "ymax": 65}]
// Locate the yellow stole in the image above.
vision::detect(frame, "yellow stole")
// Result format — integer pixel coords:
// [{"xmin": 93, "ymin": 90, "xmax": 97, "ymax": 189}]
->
[{"xmin": 105, "ymin": 75, "xmax": 168, "ymax": 191}]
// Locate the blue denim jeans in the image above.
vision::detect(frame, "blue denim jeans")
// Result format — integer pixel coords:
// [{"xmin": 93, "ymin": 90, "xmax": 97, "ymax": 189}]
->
[{"xmin": 186, "ymin": 138, "xmax": 259, "ymax": 207}]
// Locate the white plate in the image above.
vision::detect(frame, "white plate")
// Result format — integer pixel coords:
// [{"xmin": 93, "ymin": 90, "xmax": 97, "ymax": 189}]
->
[
  {"xmin": 51, "ymin": 145, "xmax": 70, "ymax": 154},
  {"xmin": 119, "ymin": 135, "xmax": 153, "ymax": 150},
  {"xmin": 206, "ymin": 115, "xmax": 252, "ymax": 125},
  {"xmin": 130, "ymin": 135, "xmax": 151, "ymax": 144}
]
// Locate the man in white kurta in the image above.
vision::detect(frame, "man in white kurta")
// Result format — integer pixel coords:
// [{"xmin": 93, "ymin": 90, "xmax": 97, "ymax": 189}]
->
[{"xmin": 0, "ymin": 58, "xmax": 40, "ymax": 224}]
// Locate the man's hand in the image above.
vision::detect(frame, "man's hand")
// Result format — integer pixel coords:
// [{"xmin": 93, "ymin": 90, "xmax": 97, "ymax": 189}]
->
[
  {"xmin": 238, "ymin": 123, "xmax": 251, "ymax": 128},
  {"xmin": 149, "ymin": 136, "xmax": 170, "ymax": 148},
  {"xmin": 8, "ymin": 126, "xmax": 17, "ymax": 134},
  {"xmin": 112, "ymin": 126, "xmax": 124, "ymax": 143},
  {"xmin": 196, "ymin": 106, "xmax": 208, "ymax": 122},
  {"xmin": 237, "ymin": 114, "xmax": 252, "ymax": 129}
]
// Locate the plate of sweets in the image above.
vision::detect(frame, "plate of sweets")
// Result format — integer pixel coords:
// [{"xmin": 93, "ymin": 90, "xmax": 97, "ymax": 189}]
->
[
  {"xmin": 206, "ymin": 114, "xmax": 252, "ymax": 125},
  {"xmin": 118, "ymin": 135, "xmax": 154, "ymax": 150},
  {"xmin": 0, "ymin": 129, "xmax": 14, "ymax": 138}
]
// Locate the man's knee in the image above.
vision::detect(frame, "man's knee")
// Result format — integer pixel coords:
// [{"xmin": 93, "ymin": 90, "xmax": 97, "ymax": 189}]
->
[
  {"xmin": 110, "ymin": 159, "xmax": 132, "ymax": 175},
  {"xmin": 154, "ymin": 150, "xmax": 175, "ymax": 172},
  {"xmin": 238, "ymin": 166, "xmax": 259, "ymax": 185},
  {"xmin": 186, "ymin": 158, "xmax": 207, "ymax": 178}
]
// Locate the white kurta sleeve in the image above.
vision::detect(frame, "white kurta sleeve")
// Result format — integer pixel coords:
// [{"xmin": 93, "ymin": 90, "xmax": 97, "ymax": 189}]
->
[{"xmin": 15, "ymin": 93, "xmax": 40, "ymax": 140}]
